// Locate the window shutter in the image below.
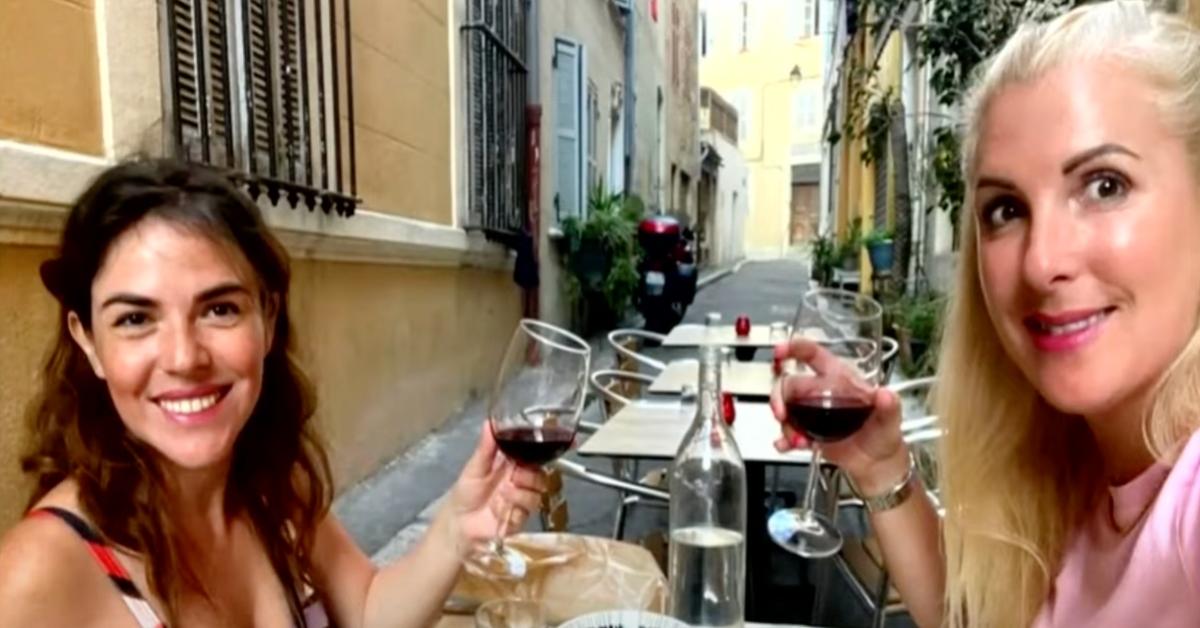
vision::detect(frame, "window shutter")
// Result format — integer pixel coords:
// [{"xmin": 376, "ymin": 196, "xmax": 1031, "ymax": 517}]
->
[
  {"xmin": 554, "ymin": 40, "xmax": 581, "ymax": 222},
  {"xmin": 242, "ymin": 0, "xmax": 315, "ymax": 187},
  {"xmin": 276, "ymin": 0, "xmax": 308, "ymax": 184},
  {"xmin": 166, "ymin": 0, "xmax": 233, "ymax": 167},
  {"xmin": 244, "ymin": 0, "xmax": 276, "ymax": 176}
]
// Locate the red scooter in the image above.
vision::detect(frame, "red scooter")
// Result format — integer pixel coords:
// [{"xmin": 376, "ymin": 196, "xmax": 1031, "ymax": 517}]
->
[{"xmin": 636, "ymin": 216, "xmax": 697, "ymax": 333}]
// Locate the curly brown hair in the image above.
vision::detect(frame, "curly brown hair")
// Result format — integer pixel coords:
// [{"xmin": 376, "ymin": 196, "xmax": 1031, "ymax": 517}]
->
[{"xmin": 21, "ymin": 159, "xmax": 333, "ymax": 625}]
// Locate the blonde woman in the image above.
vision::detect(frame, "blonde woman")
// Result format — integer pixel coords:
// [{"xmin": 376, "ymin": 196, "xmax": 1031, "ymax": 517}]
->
[{"xmin": 773, "ymin": 2, "xmax": 1200, "ymax": 626}]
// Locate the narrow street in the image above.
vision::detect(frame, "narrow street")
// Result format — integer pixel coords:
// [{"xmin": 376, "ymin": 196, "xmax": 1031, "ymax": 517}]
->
[{"xmin": 336, "ymin": 258, "xmax": 914, "ymax": 627}]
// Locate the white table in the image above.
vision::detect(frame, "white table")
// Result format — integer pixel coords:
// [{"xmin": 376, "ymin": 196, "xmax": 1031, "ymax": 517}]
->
[
  {"xmin": 577, "ymin": 399, "xmax": 810, "ymax": 465},
  {"xmin": 576, "ymin": 399, "xmax": 831, "ymax": 625},
  {"xmin": 661, "ymin": 324, "xmax": 827, "ymax": 348},
  {"xmin": 649, "ymin": 359, "xmax": 776, "ymax": 398}
]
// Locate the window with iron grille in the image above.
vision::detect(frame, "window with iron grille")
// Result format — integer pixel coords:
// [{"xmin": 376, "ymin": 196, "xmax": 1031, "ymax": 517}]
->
[
  {"xmin": 462, "ymin": 0, "xmax": 529, "ymax": 236},
  {"xmin": 161, "ymin": 0, "xmax": 358, "ymax": 217}
]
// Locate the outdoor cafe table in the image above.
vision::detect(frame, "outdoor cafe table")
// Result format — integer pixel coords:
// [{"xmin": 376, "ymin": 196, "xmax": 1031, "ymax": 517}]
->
[
  {"xmin": 649, "ymin": 359, "xmax": 776, "ymax": 398},
  {"xmin": 577, "ymin": 399, "xmax": 820, "ymax": 622},
  {"xmin": 660, "ymin": 323, "xmax": 827, "ymax": 348}
]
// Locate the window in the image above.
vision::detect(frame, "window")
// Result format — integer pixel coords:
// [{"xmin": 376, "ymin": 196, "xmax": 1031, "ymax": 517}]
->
[
  {"xmin": 609, "ymin": 83, "xmax": 626, "ymax": 194},
  {"xmin": 792, "ymin": 86, "xmax": 820, "ymax": 130},
  {"xmin": 553, "ymin": 38, "xmax": 587, "ymax": 222},
  {"xmin": 700, "ymin": 10, "xmax": 708, "ymax": 58},
  {"xmin": 462, "ymin": 0, "xmax": 529, "ymax": 234},
  {"xmin": 820, "ymin": 0, "xmax": 836, "ymax": 36},
  {"xmin": 587, "ymin": 81, "xmax": 600, "ymax": 192},
  {"xmin": 788, "ymin": 0, "xmax": 818, "ymax": 40},
  {"xmin": 161, "ymin": 0, "xmax": 358, "ymax": 215},
  {"xmin": 791, "ymin": 85, "xmax": 821, "ymax": 161}
]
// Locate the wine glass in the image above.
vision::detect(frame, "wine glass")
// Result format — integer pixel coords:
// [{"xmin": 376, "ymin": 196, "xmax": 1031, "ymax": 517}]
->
[
  {"xmin": 466, "ymin": 319, "xmax": 591, "ymax": 579},
  {"xmin": 767, "ymin": 288, "xmax": 883, "ymax": 558}
]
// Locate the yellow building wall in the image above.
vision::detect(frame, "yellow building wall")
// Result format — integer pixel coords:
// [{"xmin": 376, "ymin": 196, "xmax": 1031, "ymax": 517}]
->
[
  {"xmin": 290, "ymin": 260, "xmax": 519, "ymax": 489},
  {"xmin": 348, "ymin": 0, "xmax": 453, "ymax": 224},
  {"xmin": 834, "ymin": 23, "xmax": 905, "ymax": 291},
  {"xmin": 0, "ymin": 0, "xmax": 103, "ymax": 155},
  {"xmin": 700, "ymin": 0, "xmax": 825, "ymax": 258},
  {"xmin": 0, "ymin": 246, "xmax": 57, "ymax": 526}
]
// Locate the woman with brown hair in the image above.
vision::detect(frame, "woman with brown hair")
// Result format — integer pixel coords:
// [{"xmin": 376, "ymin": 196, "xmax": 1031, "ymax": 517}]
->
[{"xmin": 0, "ymin": 159, "xmax": 544, "ymax": 627}]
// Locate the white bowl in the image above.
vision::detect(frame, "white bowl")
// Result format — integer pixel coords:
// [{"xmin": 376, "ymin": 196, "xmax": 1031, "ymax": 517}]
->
[{"xmin": 557, "ymin": 610, "xmax": 689, "ymax": 628}]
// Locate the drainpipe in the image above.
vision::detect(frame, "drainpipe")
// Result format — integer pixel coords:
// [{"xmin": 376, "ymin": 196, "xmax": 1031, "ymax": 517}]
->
[
  {"xmin": 623, "ymin": 1, "xmax": 636, "ymax": 197},
  {"xmin": 526, "ymin": 0, "xmax": 539, "ymax": 103},
  {"xmin": 525, "ymin": 0, "xmax": 542, "ymax": 319}
]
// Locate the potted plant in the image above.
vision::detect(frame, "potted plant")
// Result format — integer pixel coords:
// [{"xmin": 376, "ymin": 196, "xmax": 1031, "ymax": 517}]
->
[
  {"xmin": 560, "ymin": 185, "xmax": 642, "ymax": 332},
  {"xmin": 836, "ymin": 217, "xmax": 864, "ymax": 271},
  {"xmin": 809, "ymin": 233, "xmax": 837, "ymax": 286},
  {"xmin": 888, "ymin": 291, "xmax": 944, "ymax": 377},
  {"xmin": 864, "ymin": 227, "xmax": 895, "ymax": 274}
]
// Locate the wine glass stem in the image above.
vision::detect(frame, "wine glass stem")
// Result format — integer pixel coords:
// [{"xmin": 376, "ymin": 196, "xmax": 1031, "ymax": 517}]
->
[
  {"xmin": 801, "ymin": 443, "xmax": 825, "ymax": 523},
  {"xmin": 492, "ymin": 464, "xmax": 518, "ymax": 552},
  {"xmin": 492, "ymin": 503, "xmax": 516, "ymax": 553}
]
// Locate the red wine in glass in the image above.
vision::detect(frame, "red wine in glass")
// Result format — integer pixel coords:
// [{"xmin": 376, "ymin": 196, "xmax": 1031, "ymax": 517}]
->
[
  {"xmin": 786, "ymin": 395, "xmax": 873, "ymax": 443},
  {"xmin": 493, "ymin": 425, "xmax": 575, "ymax": 466}
]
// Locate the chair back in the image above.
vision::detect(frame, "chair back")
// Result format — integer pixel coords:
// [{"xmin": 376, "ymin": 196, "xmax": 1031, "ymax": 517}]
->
[
  {"xmin": 589, "ymin": 369, "xmax": 656, "ymax": 422},
  {"xmin": 607, "ymin": 329, "xmax": 667, "ymax": 373}
]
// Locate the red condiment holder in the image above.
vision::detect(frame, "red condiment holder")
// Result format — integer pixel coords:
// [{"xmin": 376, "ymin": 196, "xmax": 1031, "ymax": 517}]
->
[
  {"xmin": 722, "ymin": 392, "xmax": 737, "ymax": 425},
  {"xmin": 735, "ymin": 314, "xmax": 751, "ymax": 337}
]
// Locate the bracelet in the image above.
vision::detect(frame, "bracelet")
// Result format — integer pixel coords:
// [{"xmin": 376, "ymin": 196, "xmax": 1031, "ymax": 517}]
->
[{"xmin": 849, "ymin": 450, "xmax": 916, "ymax": 514}]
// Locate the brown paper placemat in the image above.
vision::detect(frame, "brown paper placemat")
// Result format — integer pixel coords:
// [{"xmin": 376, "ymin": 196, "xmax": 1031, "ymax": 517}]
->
[{"xmin": 447, "ymin": 533, "xmax": 667, "ymax": 625}]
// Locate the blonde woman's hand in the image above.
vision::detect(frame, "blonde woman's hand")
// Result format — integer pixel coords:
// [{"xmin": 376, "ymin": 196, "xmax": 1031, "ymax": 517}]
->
[
  {"xmin": 770, "ymin": 338, "xmax": 909, "ymax": 494},
  {"xmin": 440, "ymin": 424, "xmax": 547, "ymax": 559}
]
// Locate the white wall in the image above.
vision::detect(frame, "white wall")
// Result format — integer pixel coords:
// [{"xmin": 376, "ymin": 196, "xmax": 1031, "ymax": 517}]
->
[{"xmin": 703, "ymin": 129, "xmax": 748, "ymax": 267}]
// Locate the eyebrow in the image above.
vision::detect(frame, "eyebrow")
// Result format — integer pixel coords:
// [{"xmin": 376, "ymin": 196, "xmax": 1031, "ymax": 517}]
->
[
  {"xmin": 198, "ymin": 282, "xmax": 252, "ymax": 302},
  {"xmin": 99, "ymin": 282, "xmax": 250, "ymax": 310},
  {"xmin": 100, "ymin": 293, "xmax": 156, "ymax": 310},
  {"xmin": 976, "ymin": 176, "xmax": 1018, "ymax": 191},
  {"xmin": 1062, "ymin": 143, "xmax": 1140, "ymax": 175}
]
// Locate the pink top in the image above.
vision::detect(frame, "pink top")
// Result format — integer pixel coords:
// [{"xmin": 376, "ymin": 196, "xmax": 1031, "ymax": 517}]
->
[{"xmin": 1031, "ymin": 429, "xmax": 1200, "ymax": 627}]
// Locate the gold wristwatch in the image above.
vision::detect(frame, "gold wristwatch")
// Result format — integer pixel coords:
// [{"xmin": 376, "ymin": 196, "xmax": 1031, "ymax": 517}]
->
[{"xmin": 849, "ymin": 450, "xmax": 916, "ymax": 513}]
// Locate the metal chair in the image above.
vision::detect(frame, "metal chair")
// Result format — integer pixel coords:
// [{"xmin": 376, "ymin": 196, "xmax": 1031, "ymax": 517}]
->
[
  {"xmin": 831, "ymin": 376, "xmax": 940, "ymax": 628},
  {"xmin": 606, "ymin": 329, "xmax": 667, "ymax": 373},
  {"xmin": 880, "ymin": 336, "xmax": 900, "ymax": 383},
  {"xmin": 584, "ymin": 369, "xmax": 676, "ymax": 539},
  {"xmin": 549, "ymin": 458, "xmax": 670, "ymax": 503},
  {"xmin": 587, "ymin": 369, "xmax": 657, "ymax": 431}
]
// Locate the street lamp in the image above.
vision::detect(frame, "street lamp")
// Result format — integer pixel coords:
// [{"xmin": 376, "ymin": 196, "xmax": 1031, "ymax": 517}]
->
[{"xmin": 751, "ymin": 64, "xmax": 804, "ymax": 163}]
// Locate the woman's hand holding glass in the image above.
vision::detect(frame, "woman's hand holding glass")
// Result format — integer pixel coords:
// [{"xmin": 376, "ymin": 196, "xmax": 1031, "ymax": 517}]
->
[
  {"xmin": 769, "ymin": 338, "xmax": 909, "ymax": 496},
  {"xmin": 441, "ymin": 426, "xmax": 549, "ymax": 560}
]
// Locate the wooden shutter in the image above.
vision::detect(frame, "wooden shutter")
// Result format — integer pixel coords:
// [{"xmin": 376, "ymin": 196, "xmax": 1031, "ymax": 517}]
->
[
  {"xmin": 276, "ymin": 0, "xmax": 307, "ymax": 183},
  {"xmin": 554, "ymin": 39, "xmax": 582, "ymax": 222},
  {"xmin": 244, "ymin": 0, "xmax": 276, "ymax": 176},
  {"xmin": 165, "ymin": 0, "xmax": 233, "ymax": 167}
]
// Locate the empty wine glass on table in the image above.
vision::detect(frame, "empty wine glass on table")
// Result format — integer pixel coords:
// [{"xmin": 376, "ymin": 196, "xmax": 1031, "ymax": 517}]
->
[
  {"xmin": 768, "ymin": 288, "xmax": 883, "ymax": 558},
  {"xmin": 466, "ymin": 319, "xmax": 591, "ymax": 579}
]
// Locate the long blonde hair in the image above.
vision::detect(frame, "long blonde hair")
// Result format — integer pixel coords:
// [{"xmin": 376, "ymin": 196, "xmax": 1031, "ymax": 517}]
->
[{"xmin": 936, "ymin": 2, "xmax": 1200, "ymax": 626}]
